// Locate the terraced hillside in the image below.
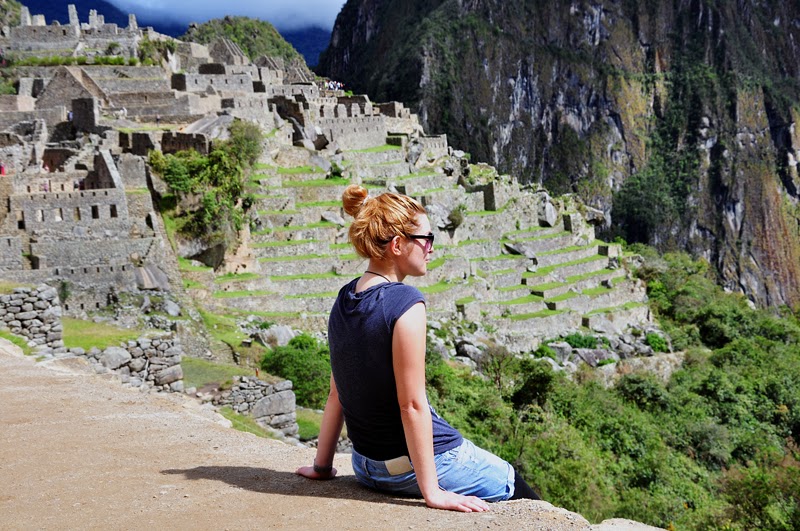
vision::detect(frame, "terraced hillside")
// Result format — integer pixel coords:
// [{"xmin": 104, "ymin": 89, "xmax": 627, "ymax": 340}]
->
[{"xmin": 182, "ymin": 143, "xmax": 650, "ymax": 354}]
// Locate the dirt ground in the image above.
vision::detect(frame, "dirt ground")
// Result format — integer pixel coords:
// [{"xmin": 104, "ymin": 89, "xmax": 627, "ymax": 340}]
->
[{"xmin": 0, "ymin": 339, "xmax": 662, "ymax": 530}]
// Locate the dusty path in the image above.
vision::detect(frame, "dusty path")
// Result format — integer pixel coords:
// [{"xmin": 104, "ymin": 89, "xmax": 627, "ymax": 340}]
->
[{"xmin": 0, "ymin": 340, "xmax": 661, "ymax": 530}]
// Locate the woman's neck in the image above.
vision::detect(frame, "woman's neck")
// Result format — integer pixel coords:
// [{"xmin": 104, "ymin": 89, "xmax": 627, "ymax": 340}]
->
[{"xmin": 365, "ymin": 260, "xmax": 404, "ymax": 283}]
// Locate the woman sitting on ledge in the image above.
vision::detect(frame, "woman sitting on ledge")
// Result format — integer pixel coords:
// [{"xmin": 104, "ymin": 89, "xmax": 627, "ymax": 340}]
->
[{"xmin": 297, "ymin": 184, "xmax": 539, "ymax": 512}]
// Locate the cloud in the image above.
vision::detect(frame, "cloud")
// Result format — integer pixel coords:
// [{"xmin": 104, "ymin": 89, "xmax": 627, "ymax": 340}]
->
[{"xmin": 106, "ymin": 0, "xmax": 346, "ymax": 30}]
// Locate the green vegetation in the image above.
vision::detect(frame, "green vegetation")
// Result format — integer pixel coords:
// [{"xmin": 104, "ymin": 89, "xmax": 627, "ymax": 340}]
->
[
  {"xmin": 198, "ymin": 309, "xmax": 267, "ymax": 365},
  {"xmin": 212, "ymin": 290, "xmax": 274, "ymax": 298},
  {"xmin": 277, "ymin": 165, "xmax": 324, "ymax": 174},
  {"xmin": 348, "ymin": 144, "xmax": 402, "ymax": 153},
  {"xmin": 219, "ymin": 406, "xmax": 276, "ymax": 439},
  {"xmin": 177, "ymin": 257, "xmax": 212, "ymax": 272},
  {"xmin": 281, "ymin": 177, "xmax": 349, "ymax": 188},
  {"xmin": 180, "ymin": 16, "xmax": 300, "ymax": 62},
  {"xmin": 213, "ymin": 272, "xmax": 261, "ymax": 283},
  {"xmin": 296, "ymin": 408, "xmax": 322, "ymax": 440},
  {"xmin": 0, "ymin": 330, "xmax": 32, "ymax": 355},
  {"xmin": 61, "ymin": 318, "xmax": 143, "ymax": 351},
  {"xmin": 150, "ymin": 120, "xmax": 261, "ymax": 256},
  {"xmin": 181, "ymin": 356, "xmax": 254, "ymax": 390},
  {"xmin": 422, "ymin": 249, "xmax": 800, "ymax": 529},
  {"xmin": 137, "ymin": 35, "xmax": 177, "ymax": 65},
  {"xmin": 4, "ymin": 55, "xmax": 124, "ymax": 66},
  {"xmin": 260, "ymin": 334, "xmax": 331, "ymax": 409}
]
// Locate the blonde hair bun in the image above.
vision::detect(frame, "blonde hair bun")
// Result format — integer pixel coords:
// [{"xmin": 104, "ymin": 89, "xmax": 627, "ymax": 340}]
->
[{"xmin": 342, "ymin": 184, "xmax": 369, "ymax": 218}]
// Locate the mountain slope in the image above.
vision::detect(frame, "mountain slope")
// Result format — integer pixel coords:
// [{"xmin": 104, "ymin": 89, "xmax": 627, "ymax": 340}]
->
[
  {"xmin": 318, "ymin": 0, "xmax": 800, "ymax": 310},
  {"xmin": 180, "ymin": 16, "xmax": 301, "ymax": 63}
]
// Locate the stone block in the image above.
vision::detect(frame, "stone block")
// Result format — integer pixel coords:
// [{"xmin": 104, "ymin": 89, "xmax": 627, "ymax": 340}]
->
[
  {"xmin": 21, "ymin": 304, "xmax": 33, "ymax": 312},
  {"xmin": 164, "ymin": 346, "xmax": 182, "ymax": 357},
  {"xmin": 39, "ymin": 288, "xmax": 58, "ymax": 301},
  {"xmin": 273, "ymin": 380, "xmax": 293, "ymax": 392},
  {"xmin": 252, "ymin": 390, "xmax": 295, "ymax": 418},
  {"xmin": 268, "ymin": 412, "xmax": 296, "ymax": 427},
  {"xmin": 100, "ymin": 347, "xmax": 132, "ymax": 370},
  {"xmin": 154, "ymin": 364, "xmax": 183, "ymax": 385},
  {"xmin": 129, "ymin": 357, "xmax": 146, "ymax": 372}
]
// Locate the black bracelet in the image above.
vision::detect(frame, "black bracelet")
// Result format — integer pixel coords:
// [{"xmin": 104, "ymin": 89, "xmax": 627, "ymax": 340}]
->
[{"xmin": 313, "ymin": 461, "xmax": 333, "ymax": 474}]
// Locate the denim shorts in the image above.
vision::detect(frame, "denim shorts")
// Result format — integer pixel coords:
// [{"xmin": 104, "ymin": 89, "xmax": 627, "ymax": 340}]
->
[{"xmin": 351, "ymin": 438, "xmax": 515, "ymax": 502}]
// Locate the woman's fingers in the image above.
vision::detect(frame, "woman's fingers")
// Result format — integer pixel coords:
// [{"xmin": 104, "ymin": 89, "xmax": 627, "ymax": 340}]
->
[{"xmin": 296, "ymin": 465, "xmax": 338, "ymax": 480}]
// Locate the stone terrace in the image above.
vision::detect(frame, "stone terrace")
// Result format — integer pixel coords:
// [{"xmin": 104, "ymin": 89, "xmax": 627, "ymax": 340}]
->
[{"xmin": 197, "ymin": 147, "xmax": 650, "ymax": 353}]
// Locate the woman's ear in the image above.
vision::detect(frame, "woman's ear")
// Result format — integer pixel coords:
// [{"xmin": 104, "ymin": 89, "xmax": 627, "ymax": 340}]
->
[{"xmin": 388, "ymin": 235, "xmax": 403, "ymax": 256}]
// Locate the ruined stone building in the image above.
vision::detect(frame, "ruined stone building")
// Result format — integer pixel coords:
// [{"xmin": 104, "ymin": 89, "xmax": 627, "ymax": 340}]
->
[{"xmin": 0, "ymin": 4, "xmax": 447, "ymax": 317}]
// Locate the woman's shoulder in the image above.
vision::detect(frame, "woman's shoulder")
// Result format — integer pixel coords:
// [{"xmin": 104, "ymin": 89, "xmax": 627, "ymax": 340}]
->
[{"xmin": 386, "ymin": 282, "xmax": 425, "ymax": 299}]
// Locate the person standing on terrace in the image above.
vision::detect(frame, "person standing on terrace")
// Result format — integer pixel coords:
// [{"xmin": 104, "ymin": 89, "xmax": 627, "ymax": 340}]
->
[{"xmin": 297, "ymin": 184, "xmax": 539, "ymax": 511}]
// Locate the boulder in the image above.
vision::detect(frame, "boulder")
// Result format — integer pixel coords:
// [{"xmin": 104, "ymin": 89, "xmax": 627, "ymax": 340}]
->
[
  {"xmin": 538, "ymin": 201, "xmax": 558, "ymax": 227},
  {"xmin": 257, "ymin": 325, "xmax": 295, "ymax": 348},
  {"xmin": 321, "ymin": 211, "xmax": 346, "ymax": 226},
  {"xmin": 134, "ymin": 265, "xmax": 170, "ymax": 291},
  {"xmin": 100, "ymin": 347, "xmax": 131, "ymax": 370},
  {"xmin": 154, "ymin": 364, "xmax": 183, "ymax": 386},
  {"xmin": 162, "ymin": 300, "xmax": 181, "ymax": 317},
  {"xmin": 252, "ymin": 390, "xmax": 296, "ymax": 418}
]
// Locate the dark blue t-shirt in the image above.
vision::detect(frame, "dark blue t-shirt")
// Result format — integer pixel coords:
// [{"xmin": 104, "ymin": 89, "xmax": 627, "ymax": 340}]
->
[{"xmin": 328, "ymin": 277, "xmax": 463, "ymax": 460}]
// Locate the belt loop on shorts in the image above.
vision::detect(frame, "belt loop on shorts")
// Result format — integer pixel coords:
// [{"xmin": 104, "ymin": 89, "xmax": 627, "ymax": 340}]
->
[{"xmin": 384, "ymin": 455, "xmax": 413, "ymax": 475}]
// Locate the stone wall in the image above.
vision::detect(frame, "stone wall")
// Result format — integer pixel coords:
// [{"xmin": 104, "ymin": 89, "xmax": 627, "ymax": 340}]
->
[
  {"xmin": 117, "ymin": 154, "xmax": 148, "ymax": 189},
  {"xmin": 0, "ymin": 283, "xmax": 186, "ymax": 392},
  {"xmin": 172, "ymin": 73, "xmax": 254, "ymax": 94},
  {"xmin": 418, "ymin": 135, "xmax": 448, "ymax": 160},
  {"xmin": 8, "ymin": 25, "xmax": 80, "ymax": 51},
  {"xmin": 318, "ymin": 116, "xmax": 387, "ymax": 150},
  {"xmin": 0, "ymin": 285, "xmax": 63, "ymax": 351},
  {"xmin": 161, "ymin": 132, "xmax": 210, "ymax": 156},
  {"xmin": 11, "ymin": 188, "xmax": 130, "ymax": 233},
  {"xmin": 77, "ymin": 335, "xmax": 185, "ymax": 392},
  {"xmin": 0, "ymin": 236, "xmax": 24, "ymax": 269},
  {"xmin": 92, "ymin": 77, "xmax": 171, "ymax": 95},
  {"xmin": 221, "ymin": 96, "xmax": 276, "ymax": 129},
  {"xmin": 214, "ymin": 375, "xmax": 299, "ymax": 437},
  {"xmin": 32, "ymin": 238, "xmax": 153, "ymax": 268},
  {"xmin": 266, "ymin": 85, "xmax": 320, "ymax": 100},
  {"xmin": 0, "ymin": 107, "xmax": 66, "ymax": 130},
  {"xmin": 0, "ymin": 95, "xmax": 36, "ymax": 112}
]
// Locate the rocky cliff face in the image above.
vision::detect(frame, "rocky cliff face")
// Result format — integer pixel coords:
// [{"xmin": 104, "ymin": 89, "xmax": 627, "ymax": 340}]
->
[{"xmin": 318, "ymin": 0, "xmax": 800, "ymax": 309}]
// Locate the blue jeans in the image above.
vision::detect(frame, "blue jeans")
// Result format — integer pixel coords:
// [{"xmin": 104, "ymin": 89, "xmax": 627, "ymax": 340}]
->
[{"xmin": 351, "ymin": 438, "xmax": 515, "ymax": 502}]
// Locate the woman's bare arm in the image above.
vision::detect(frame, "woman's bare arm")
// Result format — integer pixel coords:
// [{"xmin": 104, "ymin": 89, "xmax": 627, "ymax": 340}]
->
[
  {"xmin": 393, "ymin": 302, "xmax": 489, "ymax": 512},
  {"xmin": 296, "ymin": 373, "xmax": 344, "ymax": 480}
]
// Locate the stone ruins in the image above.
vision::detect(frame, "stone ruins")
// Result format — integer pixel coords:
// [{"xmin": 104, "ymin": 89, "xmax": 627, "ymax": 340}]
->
[{"xmin": 0, "ymin": 4, "xmax": 658, "ymax": 369}]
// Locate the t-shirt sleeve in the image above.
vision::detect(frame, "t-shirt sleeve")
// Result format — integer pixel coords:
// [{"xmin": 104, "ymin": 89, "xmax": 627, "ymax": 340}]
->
[{"xmin": 385, "ymin": 284, "xmax": 426, "ymax": 332}]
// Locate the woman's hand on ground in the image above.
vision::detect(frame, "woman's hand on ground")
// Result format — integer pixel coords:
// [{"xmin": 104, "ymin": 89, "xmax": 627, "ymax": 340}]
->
[
  {"xmin": 295, "ymin": 465, "xmax": 338, "ymax": 480},
  {"xmin": 424, "ymin": 489, "xmax": 490, "ymax": 512}
]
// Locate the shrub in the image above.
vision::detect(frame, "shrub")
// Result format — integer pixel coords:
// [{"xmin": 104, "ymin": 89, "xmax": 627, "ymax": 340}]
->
[
  {"xmin": 563, "ymin": 332, "xmax": 597, "ymax": 349},
  {"xmin": 645, "ymin": 332, "xmax": 669, "ymax": 352},
  {"xmin": 447, "ymin": 204, "xmax": 466, "ymax": 229},
  {"xmin": 616, "ymin": 373, "xmax": 669, "ymax": 411},
  {"xmin": 533, "ymin": 344, "xmax": 556, "ymax": 360},
  {"xmin": 260, "ymin": 334, "xmax": 331, "ymax": 409}
]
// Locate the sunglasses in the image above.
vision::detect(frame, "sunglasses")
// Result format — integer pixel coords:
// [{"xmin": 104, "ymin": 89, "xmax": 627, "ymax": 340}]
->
[{"xmin": 408, "ymin": 232, "xmax": 435, "ymax": 252}]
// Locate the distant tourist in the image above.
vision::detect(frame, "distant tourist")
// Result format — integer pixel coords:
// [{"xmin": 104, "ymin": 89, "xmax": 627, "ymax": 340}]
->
[{"xmin": 297, "ymin": 185, "xmax": 540, "ymax": 511}]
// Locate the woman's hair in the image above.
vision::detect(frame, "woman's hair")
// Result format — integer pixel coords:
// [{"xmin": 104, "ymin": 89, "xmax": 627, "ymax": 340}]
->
[{"xmin": 342, "ymin": 184, "xmax": 426, "ymax": 260}]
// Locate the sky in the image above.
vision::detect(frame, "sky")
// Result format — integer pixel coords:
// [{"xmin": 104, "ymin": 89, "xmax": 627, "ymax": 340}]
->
[{"xmin": 105, "ymin": 0, "xmax": 348, "ymax": 31}]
